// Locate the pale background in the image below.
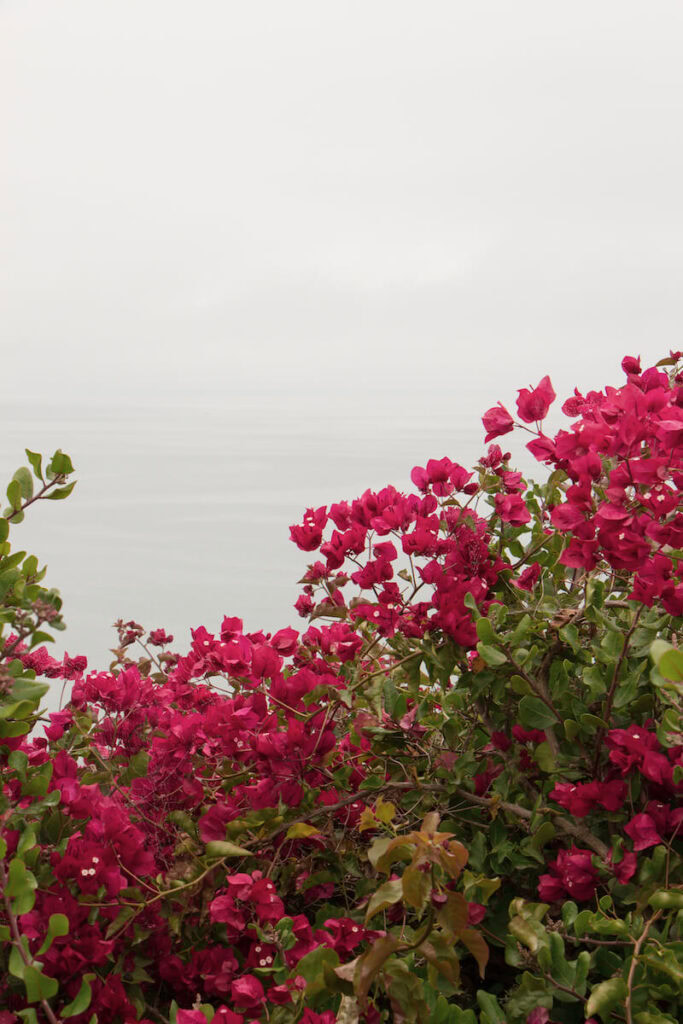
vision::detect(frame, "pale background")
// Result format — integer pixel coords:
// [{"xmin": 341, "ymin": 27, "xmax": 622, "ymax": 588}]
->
[{"xmin": 1, "ymin": 1, "xmax": 682, "ymax": 692}]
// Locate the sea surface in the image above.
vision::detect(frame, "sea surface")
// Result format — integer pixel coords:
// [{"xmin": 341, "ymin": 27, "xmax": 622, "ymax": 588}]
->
[{"xmin": 3, "ymin": 389, "xmax": 516, "ymax": 711}]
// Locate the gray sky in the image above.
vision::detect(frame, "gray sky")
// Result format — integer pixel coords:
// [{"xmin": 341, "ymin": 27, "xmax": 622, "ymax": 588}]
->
[{"xmin": 2, "ymin": 1, "xmax": 683, "ymax": 679}]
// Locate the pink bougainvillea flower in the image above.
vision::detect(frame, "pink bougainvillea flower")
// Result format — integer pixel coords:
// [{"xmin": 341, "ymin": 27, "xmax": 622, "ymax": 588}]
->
[
  {"xmin": 644, "ymin": 799, "xmax": 683, "ymax": 837},
  {"xmin": 62, "ymin": 652, "xmax": 88, "ymax": 678},
  {"xmin": 148, "ymin": 627, "xmax": 174, "ymax": 646},
  {"xmin": 52, "ymin": 837, "xmax": 127, "ymax": 897},
  {"xmin": 512, "ymin": 562, "xmax": 541, "ymax": 591},
  {"xmin": 289, "ymin": 506, "xmax": 327, "ymax": 551},
  {"xmin": 177, "ymin": 1012, "xmax": 210, "ymax": 1024},
  {"xmin": 230, "ymin": 975, "xmax": 265, "ymax": 1010},
  {"xmin": 299, "ymin": 1011, "xmax": 337, "ymax": 1024},
  {"xmin": 467, "ymin": 902, "xmax": 486, "ymax": 925},
  {"xmin": 494, "ymin": 492, "xmax": 531, "ymax": 525},
  {"xmin": 322, "ymin": 917, "xmax": 367, "ymax": 956},
  {"xmin": 526, "ymin": 435, "xmax": 558, "ymax": 463},
  {"xmin": 480, "ymin": 443, "xmax": 509, "ymax": 468},
  {"xmin": 538, "ymin": 846, "xmax": 600, "ymax": 902},
  {"xmin": 482, "ymin": 403, "xmax": 515, "ymax": 443},
  {"xmin": 410, "ymin": 457, "xmax": 458, "ymax": 496},
  {"xmin": 549, "ymin": 779, "xmax": 627, "ymax": 817},
  {"xmin": 512, "ymin": 726, "xmax": 546, "ymax": 745},
  {"xmin": 266, "ymin": 984, "xmax": 293, "ymax": 1006},
  {"xmin": 270, "ymin": 626, "xmax": 299, "ymax": 655},
  {"xmin": 621, "ymin": 355, "xmax": 642, "ymax": 375},
  {"xmin": 516, "ymin": 375, "xmax": 556, "ymax": 423},
  {"xmin": 606, "ymin": 724, "xmax": 674, "ymax": 789},
  {"xmin": 249, "ymin": 877, "xmax": 286, "ymax": 922},
  {"xmin": 211, "ymin": 1009, "xmax": 244, "ymax": 1024},
  {"xmin": 43, "ymin": 709, "xmax": 74, "ymax": 741},
  {"xmin": 608, "ymin": 848, "xmax": 637, "ymax": 884},
  {"xmin": 527, "ymin": 1010, "xmax": 554, "ymax": 1024},
  {"xmin": 624, "ymin": 813, "xmax": 663, "ymax": 851}
]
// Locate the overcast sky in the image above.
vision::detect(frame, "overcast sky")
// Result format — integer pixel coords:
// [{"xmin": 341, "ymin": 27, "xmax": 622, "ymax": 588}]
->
[{"xmin": 2, "ymin": 1, "xmax": 683, "ymax": 677}]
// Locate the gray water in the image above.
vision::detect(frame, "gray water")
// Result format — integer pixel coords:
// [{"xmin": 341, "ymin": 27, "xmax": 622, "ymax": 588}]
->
[{"xmin": 2, "ymin": 392, "xmax": 485, "ymax": 689}]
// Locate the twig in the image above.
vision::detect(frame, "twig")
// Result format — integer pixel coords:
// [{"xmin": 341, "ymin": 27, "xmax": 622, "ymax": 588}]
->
[{"xmin": 0, "ymin": 859, "xmax": 62, "ymax": 1024}]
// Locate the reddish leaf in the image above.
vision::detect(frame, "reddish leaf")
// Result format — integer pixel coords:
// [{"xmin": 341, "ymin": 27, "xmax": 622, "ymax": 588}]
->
[
  {"xmin": 355, "ymin": 935, "xmax": 400, "ymax": 1007},
  {"xmin": 459, "ymin": 926, "xmax": 489, "ymax": 977}
]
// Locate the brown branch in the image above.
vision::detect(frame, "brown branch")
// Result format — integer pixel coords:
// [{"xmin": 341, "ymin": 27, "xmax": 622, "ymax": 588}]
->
[
  {"xmin": 0, "ymin": 859, "xmax": 62, "ymax": 1024},
  {"xmin": 592, "ymin": 604, "xmax": 644, "ymax": 776},
  {"xmin": 4, "ymin": 475, "xmax": 69, "ymax": 524},
  {"xmin": 625, "ymin": 911, "xmax": 662, "ymax": 1024},
  {"xmin": 452, "ymin": 787, "xmax": 610, "ymax": 859}
]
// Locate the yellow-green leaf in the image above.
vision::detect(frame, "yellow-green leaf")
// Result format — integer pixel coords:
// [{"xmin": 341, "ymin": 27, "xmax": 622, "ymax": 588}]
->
[{"xmin": 284, "ymin": 822, "xmax": 322, "ymax": 840}]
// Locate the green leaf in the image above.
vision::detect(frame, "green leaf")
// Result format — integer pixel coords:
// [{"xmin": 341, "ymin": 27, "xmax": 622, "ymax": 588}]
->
[
  {"xmin": 12, "ymin": 468, "xmax": 33, "ymax": 502},
  {"xmin": 585, "ymin": 977, "xmax": 627, "ymax": 1020},
  {"xmin": 36, "ymin": 913, "xmax": 69, "ymax": 956},
  {"xmin": 476, "ymin": 643, "xmax": 507, "ymax": 667},
  {"xmin": 104, "ymin": 905, "xmax": 136, "ymax": 940},
  {"xmin": 6, "ymin": 479, "xmax": 22, "ymax": 510},
  {"xmin": 581, "ymin": 713, "xmax": 608, "ymax": 732},
  {"xmin": 47, "ymin": 450, "xmax": 74, "ymax": 477},
  {"xmin": 641, "ymin": 946, "xmax": 683, "ymax": 988},
  {"xmin": 16, "ymin": 1010, "xmax": 39, "ymax": 1024},
  {"xmin": 22, "ymin": 554, "xmax": 38, "ymax": 578},
  {"xmin": 0, "ymin": 719, "xmax": 31, "ymax": 738},
  {"xmin": 23, "ymin": 964, "xmax": 59, "ymax": 1004},
  {"xmin": 284, "ymin": 822, "xmax": 321, "ymax": 840},
  {"xmin": 295, "ymin": 944, "xmax": 340, "ymax": 998},
  {"xmin": 25, "ymin": 450, "xmax": 44, "ymax": 483},
  {"xmin": 10, "ymin": 679, "xmax": 49, "ymax": 704},
  {"xmin": 510, "ymin": 614, "xmax": 532, "ymax": 645},
  {"xmin": 60, "ymin": 974, "xmax": 94, "ymax": 1015},
  {"xmin": 658, "ymin": 649, "xmax": 683, "ymax": 683},
  {"xmin": 367, "ymin": 836, "xmax": 393, "ymax": 871},
  {"xmin": 559, "ymin": 622, "xmax": 580, "ymax": 653},
  {"xmin": 0, "ymin": 699, "xmax": 38, "ymax": 721},
  {"xmin": 563, "ymin": 718, "xmax": 579, "ymax": 741},
  {"xmin": 6, "ymin": 856, "xmax": 38, "ymax": 915},
  {"xmin": 402, "ymin": 865, "xmax": 430, "ymax": 913},
  {"xmin": 17, "ymin": 825, "xmax": 37, "ymax": 856},
  {"xmin": 9, "ymin": 943, "xmax": 26, "ymax": 979},
  {"xmin": 648, "ymin": 889, "xmax": 683, "ymax": 910},
  {"xmin": 204, "ymin": 840, "xmax": 251, "ymax": 858},
  {"xmin": 476, "ymin": 990, "xmax": 506, "ymax": 1024},
  {"xmin": 0, "ymin": 518, "xmax": 9, "ymax": 543},
  {"xmin": 518, "ymin": 696, "xmax": 557, "ymax": 730},
  {"xmin": 364, "ymin": 878, "xmax": 404, "ymax": 923},
  {"xmin": 29, "ymin": 631, "xmax": 56, "ymax": 648},
  {"xmin": 8, "ymin": 749, "xmax": 29, "ymax": 777},
  {"xmin": 634, "ymin": 1013, "xmax": 680, "ymax": 1024},
  {"xmin": 476, "ymin": 618, "xmax": 497, "ymax": 645},
  {"xmin": 45, "ymin": 482, "xmax": 76, "ymax": 501},
  {"xmin": 533, "ymin": 741, "xmax": 555, "ymax": 772},
  {"xmin": 530, "ymin": 821, "xmax": 556, "ymax": 851},
  {"xmin": 509, "ymin": 915, "xmax": 545, "ymax": 953}
]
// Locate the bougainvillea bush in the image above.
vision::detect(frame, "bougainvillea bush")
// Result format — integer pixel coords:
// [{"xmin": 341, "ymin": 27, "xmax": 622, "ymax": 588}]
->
[{"xmin": 1, "ymin": 355, "xmax": 682, "ymax": 1024}]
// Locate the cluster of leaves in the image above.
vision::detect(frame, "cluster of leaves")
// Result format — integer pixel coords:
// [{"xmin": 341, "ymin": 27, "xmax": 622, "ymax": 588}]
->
[{"xmin": 0, "ymin": 354, "xmax": 682, "ymax": 1024}]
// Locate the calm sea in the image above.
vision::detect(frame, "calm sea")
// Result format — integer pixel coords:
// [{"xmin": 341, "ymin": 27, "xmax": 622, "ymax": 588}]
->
[{"xmin": 5, "ymin": 389, "xmax": 520, "ymax": 710}]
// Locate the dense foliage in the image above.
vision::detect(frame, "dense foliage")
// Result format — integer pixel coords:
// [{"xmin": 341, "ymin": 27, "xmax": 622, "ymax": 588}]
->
[{"xmin": 1, "ymin": 354, "xmax": 682, "ymax": 1024}]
